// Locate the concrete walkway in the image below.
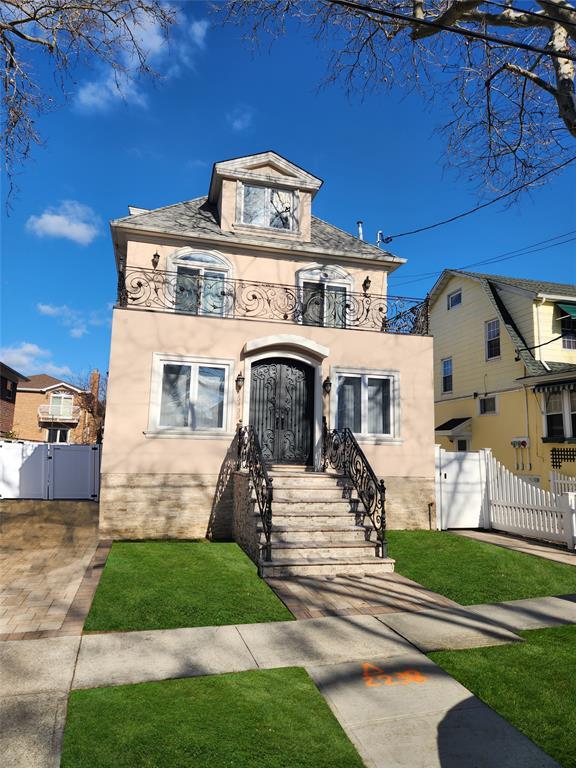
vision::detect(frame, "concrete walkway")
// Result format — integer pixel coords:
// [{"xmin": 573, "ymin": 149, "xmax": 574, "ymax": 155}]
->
[
  {"xmin": 2, "ymin": 593, "xmax": 574, "ymax": 767},
  {"xmin": 453, "ymin": 529, "xmax": 576, "ymax": 566}
]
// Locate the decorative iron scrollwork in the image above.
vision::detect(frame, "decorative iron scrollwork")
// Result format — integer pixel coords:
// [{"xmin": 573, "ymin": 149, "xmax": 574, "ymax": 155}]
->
[
  {"xmin": 237, "ymin": 424, "xmax": 274, "ymax": 561},
  {"xmin": 322, "ymin": 418, "xmax": 387, "ymax": 557},
  {"xmin": 118, "ymin": 267, "xmax": 429, "ymax": 336}
]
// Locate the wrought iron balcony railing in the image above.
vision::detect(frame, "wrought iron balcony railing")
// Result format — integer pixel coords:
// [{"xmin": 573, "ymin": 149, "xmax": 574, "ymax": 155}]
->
[
  {"xmin": 117, "ymin": 267, "xmax": 429, "ymax": 335},
  {"xmin": 38, "ymin": 405, "xmax": 81, "ymax": 423}
]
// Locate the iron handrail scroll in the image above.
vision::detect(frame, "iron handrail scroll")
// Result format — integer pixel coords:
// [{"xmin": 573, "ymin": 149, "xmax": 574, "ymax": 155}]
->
[
  {"xmin": 237, "ymin": 424, "xmax": 274, "ymax": 561},
  {"xmin": 322, "ymin": 418, "xmax": 387, "ymax": 557}
]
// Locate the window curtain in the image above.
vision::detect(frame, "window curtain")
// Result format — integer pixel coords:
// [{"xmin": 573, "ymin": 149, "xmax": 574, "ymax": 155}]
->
[
  {"xmin": 160, "ymin": 365, "xmax": 191, "ymax": 426},
  {"xmin": 194, "ymin": 367, "xmax": 225, "ymax": 430},
  {"xmin": 175, "ymin": 267, "xmax": 200, "ymax": 314},
  {"xmin": 337, "ymin": 377, "xmax": 361, "ymax": 432},
  {"xmin": 368, "ymin": 378, "xmax": 390, "ymax": 434}
]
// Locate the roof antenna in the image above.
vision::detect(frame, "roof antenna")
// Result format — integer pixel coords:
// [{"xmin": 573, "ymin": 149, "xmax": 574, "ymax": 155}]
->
[{"xmin": 357, "ymin": 220, "xmax": 364, "ymax": 241}]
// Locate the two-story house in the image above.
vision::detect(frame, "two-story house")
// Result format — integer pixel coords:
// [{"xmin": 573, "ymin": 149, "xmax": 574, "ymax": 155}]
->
[
  {"xmin": 14, "ymin": 372, "xmax": 102, "ymax": 444},
  {"xmin": 430, "ymin": 270, "xmax": 576, "ymax": 487},
  {"xmin": 101, "ymin": 151, "xmax": 435, "ymax": 572}
]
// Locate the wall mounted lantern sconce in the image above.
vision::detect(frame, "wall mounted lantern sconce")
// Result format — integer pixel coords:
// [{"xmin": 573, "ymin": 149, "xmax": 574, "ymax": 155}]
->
[
  {"xmin": 151, "ymin": 252, "xmax": 160, "ymax": 270},
  {"xmin": 235, "ymin": 372, "xmax": 245, "ymax": 392},
  {"xmin": 362, "ymin": 275, "xmax": 372, "ymax": 294},
  {"xmin": 322, "ymin": 376, "xmax": 332, "ymax": 395}
]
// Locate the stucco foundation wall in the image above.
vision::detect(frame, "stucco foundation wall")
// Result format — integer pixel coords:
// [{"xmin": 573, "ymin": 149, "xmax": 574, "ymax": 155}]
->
[
  {"xmin": 384, "ymin": 477, "xmax": 436, "ymax": 530},
  {"xmin": 232, "ymin": 471, "xmax": 260, "ymax": 564},
  {"xmin": 99, "ymin": 473, "xmax": 233, "ymax": 540}
]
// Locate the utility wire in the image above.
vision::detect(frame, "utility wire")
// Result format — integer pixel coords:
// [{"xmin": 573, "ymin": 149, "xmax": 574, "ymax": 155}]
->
[
  {"xmin": 517, "ymin": 333, "xmax": 571, "ymax": 352},
  {"xmin": 482, "ymin": 0, "xmax": 576, "ymax": 29},
  {"xmin": 380, "ymin": 156, "xmax": 576, "ymax": 244},
  {"xmin": 390, "ymin": 233, "xmax": 576, "ymax": 288},
  {"xmin": 329, "ymin": 0, "xmax": 576, "ymax": 61}
]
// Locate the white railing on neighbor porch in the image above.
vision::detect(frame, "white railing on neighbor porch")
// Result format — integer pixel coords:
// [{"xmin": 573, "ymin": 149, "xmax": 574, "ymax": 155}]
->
[
  {"xmin": 550, "ymin": 470, "xmax": 576, "ymax": 496},
  {"xmin": 37, "ymin": 404, "xmax": 81, "ymax": 422},
  {"xmin": 487, "ymin": 454, "xmax": 575, "ymax": 550}
]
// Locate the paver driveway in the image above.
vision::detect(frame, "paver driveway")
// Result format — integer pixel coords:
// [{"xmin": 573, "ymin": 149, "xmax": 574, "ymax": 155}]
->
[{"xmin": 0, "ymin": 501, "xmax": 104, "ymax": 640}]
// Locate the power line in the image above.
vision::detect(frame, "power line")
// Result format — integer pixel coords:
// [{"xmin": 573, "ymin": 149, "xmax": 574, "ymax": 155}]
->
[
  {"xmin": 329, "ymin": 0, "xmax": 576, "ymax": 61},
  {"xmin": 390, "ymin": 232, "xmax": 576, "ymax": 288},
  {"xmin": 482, "ymin": 0, "xmax": 576, "ymax": 29},
  {"xmin": 380, "ymin": 156, "xmax": 576, "ymax": 244}
]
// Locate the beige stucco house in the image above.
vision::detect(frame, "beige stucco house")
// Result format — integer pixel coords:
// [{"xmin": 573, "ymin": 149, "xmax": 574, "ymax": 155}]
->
[
  {"xmin": 430, "ymin": 270, "xmax": 576, "ymax": 488},
  {"xmin": 101, "ymin": 152, "xmax": 435, "ymax": 571}
]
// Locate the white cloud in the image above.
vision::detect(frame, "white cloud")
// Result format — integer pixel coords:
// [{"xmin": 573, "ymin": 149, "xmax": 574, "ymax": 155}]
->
[
  {"xmin": 37, "ymin": 303, "xmax": 110, "ymax": 339},
  {"xmin": 226, "ymin": 105, "xmax": 254, "ymax": 132},
  {"xmin": 26, "ymin": 201, "xmax": 100, "ymax": 246},
  {"xmin": 75, "ymin": 15, "xmax": 209, "ymax": 114},
  {"xmin": 0, "ymin": 342, "xmax": 72, "ymax": 377}
]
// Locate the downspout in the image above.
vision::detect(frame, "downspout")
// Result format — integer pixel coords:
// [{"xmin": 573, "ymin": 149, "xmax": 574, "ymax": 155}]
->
[
  {"xmin": 535, "ymin": 298, "xmax": 545, "ymax": 362},
  {"xmin": 523, "ymin": 382, "xmax": 532, "ymax": 471}
]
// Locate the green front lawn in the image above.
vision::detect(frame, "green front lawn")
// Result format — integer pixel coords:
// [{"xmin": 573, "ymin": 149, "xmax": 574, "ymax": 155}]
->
[
  {"xmin": 62, "ymin": 668, "xmax": 365, "ymax": 768},
  {"xmin": 387, "ymin": 531, "xmax": 576, "ymax": 604},
  {"xmin": 84, "ymin": 541, "xmax": 293, "ymax": 632},
  {"xmin": 430, "ymin": 625, "xmax": 576, "ymax": 768}
]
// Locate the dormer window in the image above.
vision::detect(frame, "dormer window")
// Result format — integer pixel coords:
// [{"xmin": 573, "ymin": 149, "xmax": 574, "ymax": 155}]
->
[{"xmin": 240, "ymin": 184, "xmax": 297, "ymax": 231}]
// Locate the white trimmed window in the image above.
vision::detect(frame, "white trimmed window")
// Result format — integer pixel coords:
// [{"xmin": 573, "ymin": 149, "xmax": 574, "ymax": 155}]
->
[
  {"xmin": 334, "ymin": 369, "xmax": 398, "ymax": 438},
  {"xmin": 47, "ymin": 427, "xmax": 69, "ymax": 443},
  {"xmin": 49, "ymin": 393, "xmax": 74, "ymax": 418},
  {"xmin": 543, "ymin": 389, "xmax": 575, "ymax": 440},
  {"xmin": 441, "ymin": 358, "xmax": 453, "ymax": 394},
  {"xmin": 479, "ymin": 396, "xmax": 497, "ymax": 415},
  {"xmin": 447, "ymin": 290, "xmax": 462, "ymax": 310},
  {"xmin": 239, "ymin": 184, "xmax": 298, "ymax": 231},
  {"xmin": 561, "ymin": 313, "xmax": 576, "ymax": 350},
  {"xmin": 297, "ymin": 264, "xmax": 352, "ymax": 329},
  {"xmin": 149, "ymin": 354, "xmax": 233, "ymax": 435},
  {"xmin": 485, "ymin": 318, "xmax": 501, "ymax": 360},
  {"xmin": 169, "ymin": 250, "xmax": 231, "ymax": 316}
]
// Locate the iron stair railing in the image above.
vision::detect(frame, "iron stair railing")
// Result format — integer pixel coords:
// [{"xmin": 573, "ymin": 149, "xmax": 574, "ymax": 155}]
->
[
  {"xmin": 237, "ymin": 424, "xmax": 274, "ymax": 561},
  {"xmin": 322, "ymin": 418, "xmax": 387, "ymax": 557}
]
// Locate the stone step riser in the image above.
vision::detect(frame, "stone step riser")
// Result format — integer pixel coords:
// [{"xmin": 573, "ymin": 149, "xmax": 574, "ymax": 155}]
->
[
  {"xmin": 268, "ymin": 529, "xmax": 367, "ymax": 543},
  {"xmin": 273, "ymin": 501, "xmax": 354, "ymax": 513},
  {"xmin": 272, "ymin": 545, "xmax": 377, "ymax": 559},
  {"xmin": 273, "ymin": 514, "xmax": 356, "ymax": 527},
  {"xmin": 260, "ymin": 560, "xmax": 395, "ymax": 578},
  {"xmin": 272, "ymin": 488, "xmax": 353, "ymax": 501}
]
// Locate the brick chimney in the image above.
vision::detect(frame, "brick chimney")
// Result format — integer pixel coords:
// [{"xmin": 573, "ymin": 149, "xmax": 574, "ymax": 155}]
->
[{"xmin": 89, "ymin": 369, "xmax": 100, "ymax": 410}]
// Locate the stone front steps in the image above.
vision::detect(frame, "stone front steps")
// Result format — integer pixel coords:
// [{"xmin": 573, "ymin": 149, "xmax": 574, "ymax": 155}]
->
[{"xmin": 258, "ymin": 467, "xmax": 395, "ymax": 578}]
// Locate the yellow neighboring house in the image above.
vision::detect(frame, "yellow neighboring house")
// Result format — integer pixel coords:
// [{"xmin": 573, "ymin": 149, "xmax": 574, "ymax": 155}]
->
[{"xmin": 429, "ymin": 270, "xmax": 576, "ymax": 488}]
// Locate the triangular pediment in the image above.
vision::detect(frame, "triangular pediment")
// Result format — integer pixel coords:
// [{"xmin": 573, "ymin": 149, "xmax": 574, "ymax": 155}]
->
[{"xmin": 208, "ymin": 151, "xmax": 323, "ymax": 202}]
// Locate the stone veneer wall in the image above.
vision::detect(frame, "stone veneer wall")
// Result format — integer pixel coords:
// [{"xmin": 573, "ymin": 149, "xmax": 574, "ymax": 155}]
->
[
  {"xmin": 384, "ymin": 477, "xmax": 436, "ymax": 530},
  {"xmin": 99, "ymin": 473, "xmax": 234, "ymax": 540},
  {"xmin": 98, "ymin": 473, "xmax": 434, "ymax": 541},
  {"xmin": 232, "ymin": 471, "xmax": 260, "ymax": 565}
]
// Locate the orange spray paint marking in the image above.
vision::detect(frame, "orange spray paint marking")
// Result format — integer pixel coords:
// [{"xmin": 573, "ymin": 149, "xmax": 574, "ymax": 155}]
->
[{"xmin": 362, "ymin": 664, "xmax": 427, "ymax": 688}]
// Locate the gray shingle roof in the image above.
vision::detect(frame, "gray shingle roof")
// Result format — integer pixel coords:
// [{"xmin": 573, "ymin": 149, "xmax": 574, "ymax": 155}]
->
[
  {"xmin": 452, "ymin": 270, "xmax": 576, "ymax": 298},
  {"xmin": 111, "ymin": 196, "xmax": 394, "ymax": 261}
]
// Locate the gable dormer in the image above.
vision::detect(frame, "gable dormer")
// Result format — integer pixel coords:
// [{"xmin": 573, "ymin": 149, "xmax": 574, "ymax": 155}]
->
[{"xmin": 208, "ymin": 151, "xmax": 323, "ymax": 242}]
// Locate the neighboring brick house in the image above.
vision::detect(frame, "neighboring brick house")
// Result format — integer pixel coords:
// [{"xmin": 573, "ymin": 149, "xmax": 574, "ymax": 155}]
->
[
  {"xmin": 14, "ymin": 371, "xmax": 102, "ymax": 444},
  {"xmin": 0, "ymin": 363, "xmax": 29, "ymax": 436}
]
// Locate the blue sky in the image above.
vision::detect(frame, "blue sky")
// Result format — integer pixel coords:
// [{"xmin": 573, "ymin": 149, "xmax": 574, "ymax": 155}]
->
[{"xmin": 1, "ymin": 2, "xmax": 575, "ymax": 382}]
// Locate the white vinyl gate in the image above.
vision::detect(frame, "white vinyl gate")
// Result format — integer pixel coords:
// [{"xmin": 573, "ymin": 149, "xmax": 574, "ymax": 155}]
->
[
  {"xmin": 435, "ymin": 446, "xmax": 490, "ymax": 529},
  {"xmin": 436, "ymin": 446, "xmax": 576, "ymax": 549},
  {"xmin": 0, "ymin": 440, "xmax": 101, "ymax": 500}
]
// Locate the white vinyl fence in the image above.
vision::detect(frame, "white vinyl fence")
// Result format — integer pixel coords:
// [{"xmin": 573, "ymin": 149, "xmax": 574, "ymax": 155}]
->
[
  {"xmin": 487, "ymin": 454, "xmax": 574, "ymax": 550},
  {"xmin": 0, "ymin": 440, "xmax": 101, "ymax": 500},
  {"xmin": 550, "ymin": 470, "xmax": 576, "ymax": 496},
  {"xmin": 436, "ymin": 446, "xmax": 576, "ymax": 550}
]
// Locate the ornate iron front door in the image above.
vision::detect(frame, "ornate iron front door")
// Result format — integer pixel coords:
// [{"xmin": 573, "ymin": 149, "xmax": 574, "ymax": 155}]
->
[{"xmin": 249, "ymin": 358, "xmax": 314, "ymax": 464}]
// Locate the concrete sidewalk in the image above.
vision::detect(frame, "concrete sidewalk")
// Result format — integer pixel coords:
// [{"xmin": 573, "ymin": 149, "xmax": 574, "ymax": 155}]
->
[
  {"xmin": 453, "ymin": 529, "xmax": 576, "ymax": 566},
  {"xmin": 2, "ymin": 593, "xmax": 574, "ymax": 767}
]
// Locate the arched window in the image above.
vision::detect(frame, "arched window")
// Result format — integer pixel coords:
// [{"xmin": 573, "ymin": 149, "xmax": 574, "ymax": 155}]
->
[
  {"xmin": 296, "ymin": 264, "xmax": 353, "ymax": 329},
  {"xmin": 168, "ymin": 249, "xmax": 232, "ymax": 316}
]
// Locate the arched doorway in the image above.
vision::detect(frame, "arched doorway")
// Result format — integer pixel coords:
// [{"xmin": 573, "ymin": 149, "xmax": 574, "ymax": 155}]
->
[{"xmin": 249, "ymin": 357, "xmax": 314, "ymax": 465}]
